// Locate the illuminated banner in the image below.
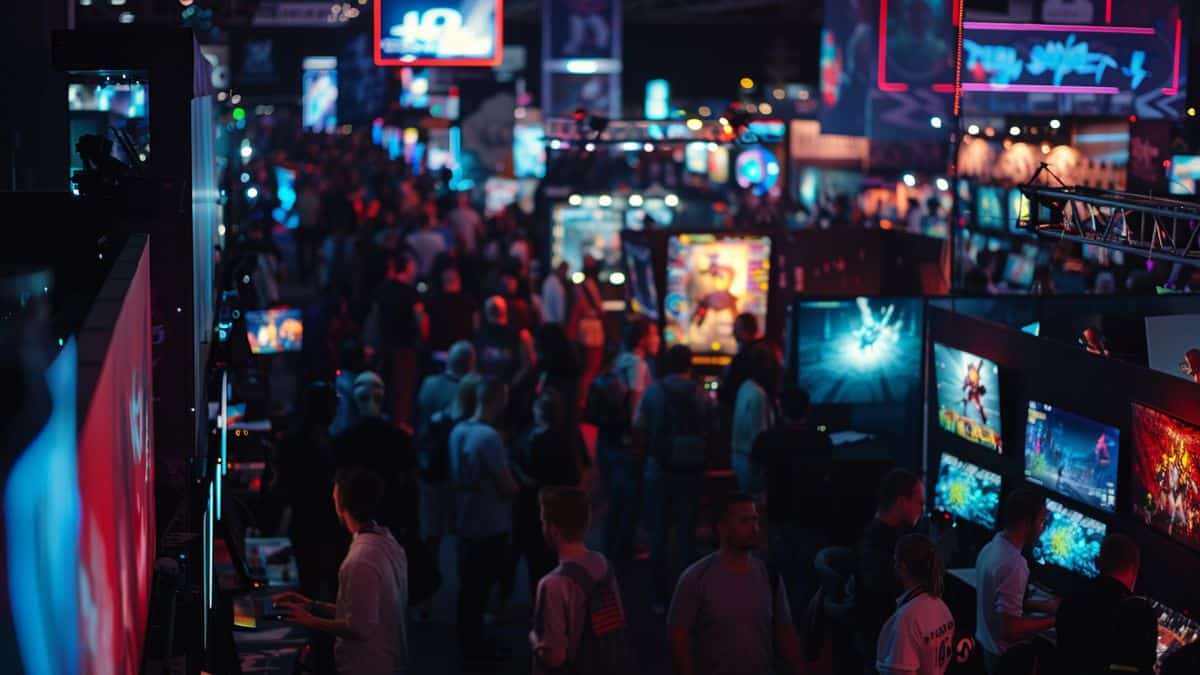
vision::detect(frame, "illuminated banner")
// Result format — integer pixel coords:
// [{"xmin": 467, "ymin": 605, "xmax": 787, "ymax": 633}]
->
[
  {"xmin": 545, "ymin": 0, "xmax": 620, "ymax": 62},
  {"xmin": 374, "ymin": 0, "xmax": 503, "ymax": 67}
]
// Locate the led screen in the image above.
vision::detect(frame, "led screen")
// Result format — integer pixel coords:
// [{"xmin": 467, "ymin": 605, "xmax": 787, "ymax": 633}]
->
[
  {"xmin": 664, "ymin": 234, "xmax": 771, "ymax": 355},
  {"xmin": 624, "ymin": 198, "xmax": 674, "ymax": 229},
  {"xmin": 1169, "ymin": 156, "xmax": 1200, "ymax": 195},
  {"xmin": 246, "ymin": 308, "xmax": 304, "ymax": 354},
  {"xmin": 934, "ymin": 453, "xmax": 1002, "ymax": 530},
  {"xmin": 374, "ymin": 0, "xmax": 503, "ymax": 67},
  {"xmin": 1003, "ymin": 253, "xmax": 1034, "ymax": 288},
  {"xmin": 934, "ymin": 343, "xmax": 1003, "ymax": 452},
  {"xmin": 1033, "ymin": 499, "xmax": 1107, "ymax": 578},
  {"xmin": 976, "ymin": 186, "xmax": 1005, "ymax": 231},
  {"xmin": 551, "ymin": 201, "xmax": 625, "ymax": 277},
  {"xmin": 623, "ymin": 239, "xmax": 660, "ymax": 321},
  {"xmin": 513, "ymin": 123, "xmax": 546, "ymax": 179},
  {"xmin": 793, "ymin": 297, "xmax": 923, "ymax": 405},
  {"xmin": 1131, "ymin": 403, "xmax": 1200, "ymax": 551},
  {"xmin": 302, "ymin": 57, "xmax": 338, "ymax": 132},
  {"xmin": 1024, "ymin": 401, "xmax": 1119, "ymax": 512}
]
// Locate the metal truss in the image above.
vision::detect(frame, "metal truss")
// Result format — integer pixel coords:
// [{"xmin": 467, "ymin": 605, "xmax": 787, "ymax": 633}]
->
[{"xmin": 1018, "ymin": 165, "xmax": 1200, "ymax": 268}]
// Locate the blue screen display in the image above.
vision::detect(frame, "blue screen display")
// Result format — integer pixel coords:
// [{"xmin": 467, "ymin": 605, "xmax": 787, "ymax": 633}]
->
[
  {"xmin": 1034, "ymin": 498, "xmax": 1107, "ymax": 578},
  {"xmin": 934, "ymin": 452, "xmax": 1002, "ymax": 530},
  {"xmin": 375, "ymin": 0, "xmax": 501, "ymax": 66},
  {"xmin": 1024, "ymin": 400, "xmax": 1119, "ymax": 512}
]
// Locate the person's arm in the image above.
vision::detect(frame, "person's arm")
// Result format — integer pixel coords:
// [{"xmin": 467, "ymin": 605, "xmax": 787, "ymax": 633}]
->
[
  {"xmin": 484, "ymin": 433, "xmax": 520, "ymax": 499},
  {"xmin": 414, "ymin": 300, "xmax": 430, "ymax": 342},
  {"xmin": 996, "ymin": 566, "xmax": 1055, "ymax": 642},
  {"xmin": 666, "ymin": 571, "xmax": 699, "ymax": 675},
  {"xmin": 514, "ymin": 328, "xmax": 537, "ymax": 385},
  {"xmin": 772, "ymin": 577, "xmax": 805, "ymax": 675},
  {"xmin": 1023, "ymin": 595, "xmax": 1060, "ymax": 615},
  {"xmin": 278, "ymin": 563, "xmax": 380, "ymax": 640},
  {"xmin": 530, "ymin": 577, "xmax": 571, "ymax": 669}
]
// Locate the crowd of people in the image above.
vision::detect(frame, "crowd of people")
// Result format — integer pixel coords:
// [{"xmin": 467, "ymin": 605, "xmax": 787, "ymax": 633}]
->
[{"xmin": 220, "ymin": 121, "xmax": 1200, "ymax": 675}]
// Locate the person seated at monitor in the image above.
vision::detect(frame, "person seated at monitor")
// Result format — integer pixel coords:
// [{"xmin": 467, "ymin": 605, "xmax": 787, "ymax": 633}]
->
[
  {"xmin": 974, "ymin": 488, "xmax": 1059, "ymax": 675},
  {"xmin": 1056, "ymin": 533, "xmax": 1157, "ymax": 675},
  {"xmin": 852, "ymin": 469, "xmax": 926, "ymax": 673}
]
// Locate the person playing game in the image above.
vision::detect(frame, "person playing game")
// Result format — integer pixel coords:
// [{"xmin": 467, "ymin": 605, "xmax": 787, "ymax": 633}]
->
[{"xmin": 961, "ymin": 360, "xmax": 988, "ymax": 425}]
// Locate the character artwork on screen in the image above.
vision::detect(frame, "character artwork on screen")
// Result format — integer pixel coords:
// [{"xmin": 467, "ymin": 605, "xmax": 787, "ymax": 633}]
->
[
  {"xmin": 664, "ymin": 235, "xmax": 770, "ymax": 355},
  {"xmin": 934, "ymin": 343, "xmax": 1003, "ymax": 452},
  {"xmin": 1132, "ymin": 404, "xmax": 1200, "ymax": 551},
  {"xmin": 1024, "ymin": 401, "xmax": 1119, "ymax": 512},
  {"xmin": 934, "ymin": 453, "xmax": 1002, "ymax": 530}
]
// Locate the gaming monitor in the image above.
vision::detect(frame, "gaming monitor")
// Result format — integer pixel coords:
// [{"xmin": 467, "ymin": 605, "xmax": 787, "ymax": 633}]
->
[
  {"xmin": 793, "ymin": 297, "xmax": 924, "ymax": 405},
  {"xmin": 246, "ymin": 308, "xmax": 303, "ymax": 354},
  {"xmin": 975, "ymin": 186, "xmax": 1005, "ymax": 231},
  {"xmin": 374, "ymin": 0, "xmax": 503, "ymax": 67},
  {"xmin": 1131, "ymin": 403, "xmax": 1200, "ymax": 551},
  {"xmin": 1024, "ymin": 401, "xmax": 1119, "ymax": 512},
  {"xmin": 513, "ymin": 123, "xmax": 546, "ymax": 179},
  {"xmin": 663, "ymin": 234, "xmax": 771, "ymax": 356},
  {"xmin": 1169, "ymin": 155, "xmax": 1200, "ymax": 195},
  {"xmin": 301, "ymin": 56, "xmax": 338, "ymax": 133},
  {"xmin": 622, "ymin": 238, "xmax": 660, "ymax": 321},
  {"xmin": 1033, "ymin": 498, "xmax": 1107, "ymax": 578},
  {"xmin": 551, "ymin": 201, "xmax": 625, "ymax": 277},
  {"xmin": 1151, "ymin": 598, "xmax": 1200, "ymax": 671},
  {"xmin": 933, "ymin": 453, "xmax": 1002, "ymax": 530},
  {"xmin": 1003, "ymin": 253, "xmax": 1034, "ymax": 288},
  {"xmin": 625, "ymin": 198, "xmax": 675, "ymax": 229},
  {"xmin": 933, "ymin": 343, "xmax": 1004, "ymax": 452}
]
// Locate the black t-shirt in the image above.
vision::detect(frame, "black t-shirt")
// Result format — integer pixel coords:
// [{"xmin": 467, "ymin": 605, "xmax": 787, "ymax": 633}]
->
[
  {"xmin": 274, "ymin": 429, "xmax": 341, "ymax": 540},
  {"xmin": 374, "ymin": 280, "xmax": 420, "ymax": 349},
  {"xmin": 853, "ymin": 518, "xmax": 908, "ymax": 643},
  {"xmin": 751, "ymin": 422, "xmax": 833, "ymax": 527},
  {"xmin": 428, "ymin": 291, "xmax": 477, "ymax": 351},
  {"xmin": 333, "ymin": 418, "xmax": 418, "ymax": 536},
  {"xmin": 1057, "ymin": 575, "xmax": 1158, "ymax": 675}
]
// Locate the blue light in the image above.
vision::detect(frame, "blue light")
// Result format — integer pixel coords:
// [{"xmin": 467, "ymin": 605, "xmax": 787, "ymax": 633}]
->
[
  {"xmin": 564, "ymin": 59, "xmax": 600, "ymax": 74},
  {"xmin": 645, "ymin": 79, "xmax": 670, "ymax": 121}
]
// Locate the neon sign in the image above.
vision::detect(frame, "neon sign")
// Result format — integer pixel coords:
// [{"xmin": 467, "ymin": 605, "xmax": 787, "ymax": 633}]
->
[
  {"xmin": 374, "ymin": 0, "xmax": 503, "ymax": 67},
  {"xmin": 964, "ymin": 34, "xmax": 1147, "ymax": 89}
]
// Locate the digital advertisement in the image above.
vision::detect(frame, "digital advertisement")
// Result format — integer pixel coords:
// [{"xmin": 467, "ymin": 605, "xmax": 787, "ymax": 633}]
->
[
  {"xmin": 375, "ymin": 0, "xmax": 503, "ymax": 66},
  {"xmin": 934, "ymin": 343, "xmax": 1004, "ymax": 452},
  {"xmin": 663, "ymin": 235, "xmax": 771, "ymax": 356}
]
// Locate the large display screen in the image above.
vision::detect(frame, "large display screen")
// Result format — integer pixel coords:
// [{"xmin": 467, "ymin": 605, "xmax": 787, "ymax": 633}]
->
[
  {"xmin": 664, "ymin": 234, "xmax": 771, "ymax": 355},
  {"xmin": 1169, "ymin": 156, "xmax": 1200, "ymax": 195},
  {"xmin": 1024, "ymin": 401, "xmax": 1119, "ymax": 512},
  {"xmin": 1033, "ymin": 499, "xmax": 1107, "ymax": 578},
  {"xmin": 934, "ymin": 453, "xmax": 1002, "ymax": 530},
  {"xmin": 513, "ymin": 123, "xmax": 546, "ymax": 179},
  {"xmin": 1151, "ymin": 598, "xmax": 1200, "ymax": 671},
  {"xmin": 793, "ymin": 297, "xmax": 923, "ymax": 405},
  {"xmin": 374, "ymin": 0, "xmax": 503, "ymax": 67},
  {"xmin": 301, "ymin": 56, "xmax": 338, "ymax": 132},
  {"xmin": 1131, "ymin": 403, "xmax": 1200, "ymax": 551},
  {"xmin": 976, "ymin": 186, "xmax": 1006, "ymax": 231},
  {"xmin": 246, "ymin": 308, "xmax": 304, "ymax": 354},
  {"xmin": 551, "ymin": 200, "xmax": 625, "ymax": 277},
  {"xmin": 934, "ymin": 343, "xmax": 1003, "ymax": 452},
  {"xmin": 623, "ymin": 239, "xmax": 660, "ymax": 321}
]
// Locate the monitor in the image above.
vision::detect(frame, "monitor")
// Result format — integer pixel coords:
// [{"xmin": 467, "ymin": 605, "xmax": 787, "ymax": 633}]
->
[
  {"xmin": 625, "ymin": 197, "xmax": 675, "ymax": 229},
  {"xmin": 374, "ymin": 0, "xmax": 503, "ymax": 67},
  {"xmin": 976, "ymin": 186, "xmax": 1006, "ymax": 231},
  {"xmin": 1131, "ymin": 403, "xmax": 1200, "ymax": 551},
  {"xmin": 934, "ymin": 452, "xmax": 1002, "ymax": 530},
  {"xmin": 1024, "ymin": 401, "xmax": 1119, "ymax": 512},
  {"xmin": 551, "ymin": 200, "xmax": 625, "ymax": 277},
  {"xmin": 933, "ymin": 343, "xmax": 1004, "ymax": 452},
  {"xmin": 663, "ymin": 234, "xmax": 771, "ymax": 355},
  {"xmin": 793, "ymin": 297, "xmax": 924, "ymax": 405},
  {"xmin": 1151, "ymin": 598, "xmax": 1200, "ymax": 671},
  {"xmin": 301, "ymin": 56, "xmax": 338, "ymax": 133},
  {"xmin": 623, "ymin": 239, "xmax": 660, "ymax": 321},
  {"xmin": 1145, "ymin": 314, "xmax": 1200, "ymax": 383},
  {"xmin": 1169, "ymin": 155, "xmax": 1200, "ymax": 196},
  {"xmin": 1033, "ymin": 498, "xmax": 1107, "ymax": 578},
  {"xmin": 513, "ymin": 123, "xmax": 546, "ymax": 179},
  {"xmin": 1003, "ymin": 253, "xmax": 1034, "ymax": 288},
  {"xmin": 1007, "ymin": 188, "xmax": 1030, "ymax": 234},
  {"xmin": 245, "ymin": 308, "xmax": 304, "ymax": 354}
]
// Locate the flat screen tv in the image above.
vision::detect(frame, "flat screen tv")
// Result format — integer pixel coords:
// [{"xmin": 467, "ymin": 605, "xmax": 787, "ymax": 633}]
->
[
  {"xmin": 933, "ymin": 343, "xmax": 1003, "ymax": 452},
  {"xmin": 1024, "ymin": 400, "xmax": 1119, "ymax": 512}
]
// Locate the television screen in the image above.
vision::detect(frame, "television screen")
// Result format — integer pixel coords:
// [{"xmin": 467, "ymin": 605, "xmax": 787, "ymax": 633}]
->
[
  {"xmin": 793, "ymin": 297, "xmax": 924, "ymax": 404},
  {"xmin": 1131, "ymin": 403, "xmax": 1200, "ymax": 551},
  {"xmin": 552, "ymin": 201, "xmax": 625, "ymax": 277},
  {"xmin": 934, "ymin": 453, "xmax": 1002, "ymax": 530},
  {"xmin": 976, "ymin": 186, "xmax": 1005, "ymax": 231},
  {"xmin": 1151, "ymin": 599, "xmax": 1200, "ymax": 671},
  {"xmin": 272, "ymin": 166, "xmax": 299, "ymax": 229},
  {"xmin": 374, "ymin": 0, "xmax": 502, "ymax": 67},
  {"xmin": 685, "ymin": 142, "xmax": 708, "ymax": 174},
  {"xmin": 246, "ymin": 308, "xmax": 304, "ymax": 354},
  {"xmin": 1024, "ymin": 401, "xmax": 1119, "ymax": 512},
  {"xmin": 513, "ymin": 123, "xmax": 546, "ymax": 179},
  {"xmin": 1145, "ymin": 314, "xmax": 1200, "ymax": 382},
  {"xmin": 1169, "ymin": 155, "xmax": 1200, "ymax": 196},
  {"xmin": 623, "ymin": 239, "xmax": 660, "ymax": 320},
  {"xmin": 933, "ymin": 343, "xmax": 1003, "ymax": 452},
  {"xmin": 625, "ymin": 197, "xmax": 675, "ymax": 229},
  {"xmin": 1003, "ymin": 253, "xmax": 1034, "ymax": 288},
  {"xmin": 664, "ymin": 234, "xmax": 771, "ymax": 355},
  {"xmin": 1007, "ymin": 188, "xmax": 1031, "ymax": 234},
  {"xmin": 301, "ymin": 56, "xmax": 338, "ymax": 132},
  {"xmin": 1033, "ymin": 498, "xmax": 1107, "ymax": 578}
]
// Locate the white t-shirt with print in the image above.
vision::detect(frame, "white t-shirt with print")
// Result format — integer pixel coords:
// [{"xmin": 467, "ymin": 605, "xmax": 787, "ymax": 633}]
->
[{"xmin": 876, "ymin": 590, "xmax": 956, "ymax": 675}]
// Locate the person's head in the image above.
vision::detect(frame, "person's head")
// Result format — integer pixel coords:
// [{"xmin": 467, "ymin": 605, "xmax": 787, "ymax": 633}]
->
[
  {"xmin": 779, "ymin": 385, "xmax": 811, "ymax": 423},
  {"xmin": 351, "ymin": 371, "xmax": 386, "ymax": 418},
  {"xmin": 733, "ymin": 313, "xmax": 760, "ymax": 345},
  {"xmin": 539, "ymin": 486, "xmax": 591, "ymax": 549},
  {"xmin": 473, "ymin": 376, "xmax": 508, "ymax": 424},
  {"xmin": 451, "ymin": 373, "xmax": 481, "ymax": 419},
  {"xmin": 878, "ymin": 469, "xmax": 925, "ymax": 528},
  {"xmin": 662, "ymin": 344, "xmax": 693, "ymax": 377},
  {"xmin": 715, "ymin": 493, "xmax": 760, "ymax": 553},
  {"xmin": 894, "ymin": 533, "xmax": 946, "ymax": 598},
  {"xmin": 1096, "ymin": 533, "xmax": 1141, "ymax": 591},
  {"xmin": 332, "ymin": 467, "xmax": 385, "ymax": 532},
  {"xmin": 1003, "ymin": 488, "xmax": 1048, "ymax": 542},
  {"xmin": 533, "ymin": 388, "xmax": 566, "ymax": 431},
  {"xmin": 622, "ymin": 316, "xmax": 661, "ymax": 357},
  {"xmin": 387, "ymin": 250, "xmax": 416, "ymax": 282},
  {"xmin": 483, "ymin": 295, "xmax": 509, "ymax": 326},
  {"xmin": 301, "ymin": 380, "xmax": 338, "ymax": 431},
  {"xmin": 447, "ymin": 341, "xmax": 476, "ymax": 377},
  {"xmin": 441, "ymin": 265, "xmax": 463, "ymax": 294}
]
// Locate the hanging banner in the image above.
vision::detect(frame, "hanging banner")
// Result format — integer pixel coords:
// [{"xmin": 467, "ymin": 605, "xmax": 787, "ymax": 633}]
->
[
  {"xmin": 544, "ymin": 0, "xmax": 621, "ymax": 62},
  {"xmin": 374, "ymin": 0, "xmax": 503, "ymax": 67}
]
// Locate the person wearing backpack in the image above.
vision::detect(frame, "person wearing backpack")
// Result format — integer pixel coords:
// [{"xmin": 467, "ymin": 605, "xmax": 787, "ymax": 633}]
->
[
  {"xmin": 635, "ymin": 344, "xmax": 709, "ymax": 612},
  {"xmin": 531, "ymin": 486, "xmax": 637, "ymax": 675}
]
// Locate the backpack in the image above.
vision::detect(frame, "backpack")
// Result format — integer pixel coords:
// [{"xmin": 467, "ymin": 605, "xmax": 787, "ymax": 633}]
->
[
  {"xmin": 583, "ymin": 371, "xmax": 631, "ymax": 438},
  {"xmin": 551, "ymin": 561, "xmax": 637, "ymax": 675},
  {"xmin": 416, "ymin": 410, "xmax": 457, "ymax": 482},
  {"xmin": 660, "ymin": 385, "xmax": 706, "ymax": 473}
]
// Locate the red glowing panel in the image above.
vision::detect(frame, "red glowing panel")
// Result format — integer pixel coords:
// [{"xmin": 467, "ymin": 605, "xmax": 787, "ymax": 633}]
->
[{"xmin": 1131, "ymin": 403, "xmax": 1200, "ymax": 551}]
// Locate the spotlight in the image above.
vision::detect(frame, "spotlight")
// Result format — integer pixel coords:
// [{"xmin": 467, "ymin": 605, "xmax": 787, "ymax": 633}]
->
[
  {"xmin": 772, "ymin": 88, "xmax": 786, "ymax": 100},
  {"xmin": 935, "ymin": 178, "xmax": 950, "ymax": 192},
  {"xmin": 664, "ymin": 194, "xmax": 680, "ymax": 207},
  {"xmin": 686, "ymin": 118, "xmax": 703, "ymax": 131},
  {"xmin": 930, "ymin": 116, "xmax": 943, "ymax": 129},
  {"xmin": 1049, "ymin": 119, "xmax": 1061, "ymax": 129},
  {"xmin": 584, "ymin": 142, "xmax": 596, "ymax": 152},
  {"xmin": 246, "ymin": 187, "xmax": 259, "ymax": 199},
  {"xmin": 571, "ymin": 272, "xmax": 585, "ymax": 284},
  {"xmin": 902, "ymin": 173, "xmax": 917, "ymax": 187},
  {"xmin": 628, "ymin": 194, "xmax": 644, "ymax": 207},
  {"xmin": 984, "ymin": 127, "xmax": 996, "ymax": 137},
  {"xmin": 609, "ymin": 271, "xmax": 626, "ymax": 285},
  {"xmin": 740, "ymin": 77, "xmax": 755, "ymax": 90},
  {"xmin": 759, "ymin": 103, "xmax": 773, "ymax": 115},
  {"xmin": 1009, "ymin": 126, "xmax": 1021, "ymax": 136},
  {"xmin": 598, "ymin": 194, "xmax": 613, "ymax": 207},
  {"xmin": 698, "ymin": 106, "xmax": 712, "ymax": 117},
  {"xmin": 549, "ymin": 139, "xmax": 563, "ymax": 150},
  {"xmin": 1188, "ymin": 108, "xmax": 1197, "ymax": 118},
  {"xmin": 967, "ymin": 124, "xmax": 980, "ymax": 135},
  {"xmin": 643, "ymin": 143, "xmax": 654, "ymax": 152},
  {"xmin": 568, "ymin": 194, "xmax": 583, "ymax": 206}
]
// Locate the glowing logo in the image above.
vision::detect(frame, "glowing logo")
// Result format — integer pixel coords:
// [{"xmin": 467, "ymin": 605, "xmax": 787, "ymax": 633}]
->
[{"xmin": 964, "ymin": 34, "xmax": 1149, "ymax": 89}]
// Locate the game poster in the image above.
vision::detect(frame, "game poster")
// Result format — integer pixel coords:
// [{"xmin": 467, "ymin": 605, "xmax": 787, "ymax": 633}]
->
[
  {"xmin": 1131, "ymin": 403, "xmax": 1200, "ymax": 551},
  {"xmin": 664, "ymin": 235, "xmax": 771, "ymax": 356},
  {"xmin": 1034, "ymin": 499, "xmax": 1106, "ymax": 578},
  {"xmin": 934, "ymin": 343, "xmax": 1003, "ymax": 452},
  {"xmin": 246, "ymin": 308, "xmax": 304, "ymax": 355},
  {"xmin": 1024, "ymin": 401, "xmax": 1119, "ymax": 512},
  {"xmin": 622, "ymin": 239, "xmax": 660, "ymax": 321},
  {"xmin": 794, "ymin": 297, "xmax": 923, "ymax": 405},
  {"xmin": 934, "ymin": 453, "xmax": 1002, "ymax": 530}
]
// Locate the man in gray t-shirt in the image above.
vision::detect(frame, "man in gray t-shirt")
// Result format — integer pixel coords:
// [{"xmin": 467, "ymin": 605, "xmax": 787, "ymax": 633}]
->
[{"xmin": 668, "ymin": 494, "xmax": 804, "ymax": 675}]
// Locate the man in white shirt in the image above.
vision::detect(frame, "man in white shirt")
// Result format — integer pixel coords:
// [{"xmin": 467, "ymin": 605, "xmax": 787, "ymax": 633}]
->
[
  {"xmin": 876, "ymin": 534, "xmax": 955, "ymax": 675},
  {"xmin": 275, "ymin": 468, "xmax": 409, "ymax": 674},
  {"xmin": 974, "ymin": 488, "xmax": 1058, "ymax": 674}
]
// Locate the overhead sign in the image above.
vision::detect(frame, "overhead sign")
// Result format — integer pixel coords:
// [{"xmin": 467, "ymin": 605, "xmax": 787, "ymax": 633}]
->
[
  {"xmin": 374, "ymin": 0, "xmax": 503, "ymax": 67},
  {"xmin": 253, "ymin": 1, "xmax": 345, "ymax": 27}
]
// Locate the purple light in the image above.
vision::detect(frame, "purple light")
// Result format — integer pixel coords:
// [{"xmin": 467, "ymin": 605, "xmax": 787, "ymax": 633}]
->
[
  {"xmin": 962, "ymin": 83, "xmax": 1121, "ymax": 95},
  {"xmin": 963, "ymin": 21, "xmax": 1156, "ymax": 35}
]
